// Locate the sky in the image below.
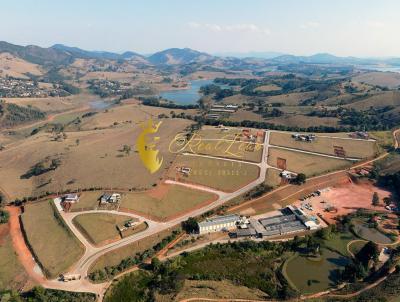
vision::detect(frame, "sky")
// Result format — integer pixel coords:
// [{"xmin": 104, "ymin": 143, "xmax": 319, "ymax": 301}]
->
[{"xmin": 1, "ymin": 0, "xmax": 399, "ymax": 57}]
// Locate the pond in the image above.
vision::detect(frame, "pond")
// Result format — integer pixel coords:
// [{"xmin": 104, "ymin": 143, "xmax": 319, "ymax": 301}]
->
[
  {"xmin": 89, "ymin": 100, "xmax": 113, "ymax": 110},
  {"xmin": 285, "ymin": 249, "xmax": 350, "ymax": 294},
  {"xmin": 159, "ymin": 79, "xmax": 230, "ymax": 105}
]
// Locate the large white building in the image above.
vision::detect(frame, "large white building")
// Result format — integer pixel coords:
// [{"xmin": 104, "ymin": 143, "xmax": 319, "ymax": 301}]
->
[{"xmin": 198, "ymin": 214, "xmax": 240, "ymax": 234}]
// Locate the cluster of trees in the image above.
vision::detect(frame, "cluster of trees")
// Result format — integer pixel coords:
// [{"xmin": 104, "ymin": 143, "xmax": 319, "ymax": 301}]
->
[
  {"xmin": 140, "ymin": 97, "xmax": 199, "ymax": 109},
  {"xmin": 341, "ymin": 241, "xmax": 380, "ymax": 282},
  {"xmin": 199, "ymin": 84, "xmax": 234, "ymax": 101},
  {"xmin": 59, "ymin": 82, "xmax": 80, "ymax": 95},
  {"xmin": 0, "ymin": 102, "xmax": 45, "ymax": 127},
  {"xmin": 20, "ymin": 158, "xmax": 61, "ymax": 179},
  {"xmin": 0, "ymin": 286, "xmax": 96, "ymax": 302},
  {"xmin": 89, "ymin": 230, "xmax": 181, "ymax": 281},
  {"xmin": 378, "ymin": 170, "xmax": 400, "ymax": 197},
  {"xmin": 243, "ymin": 183, "xmax": 273, "ymax": 200},
  {"xmin": 0, "ymin": 209, "xmax": 9, "ymax": 224}
]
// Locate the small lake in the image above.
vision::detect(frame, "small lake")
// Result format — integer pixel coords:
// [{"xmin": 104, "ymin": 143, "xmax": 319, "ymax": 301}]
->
[
  {"xmin": 360, "ymin": 65, "xmax": 400, "ymax": 73},
  {"xmin": 159, "ymin": 79, "xmax": 230, "ymax": 105},
  {"xmin": 89, "ymin": 100, "xmax": 113, "ymax": 110}
]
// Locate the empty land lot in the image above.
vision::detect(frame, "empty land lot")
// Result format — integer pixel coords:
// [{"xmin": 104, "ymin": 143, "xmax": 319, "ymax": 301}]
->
[
  {"xmin": 168, "ymin": 155, "xmax": 260, "ymax": 192},
  {"xmin": 0, "ymin": 225, "xmax": 28, "ymax": 290},
  {"xmin": 89, "ymin": 227, "xmax": 178, "ymax": 274},
  {"xmin": 270, "ymin": 132, "xmax": 377, "ymax": 158},
  {"xmin": 0, "ymin": 117, "xmax": 192, "ymax": 199},
  {"xmin": 264, "ymin": 168, "xmax": 282, "ymax": 187},
  {"xmin": 180, "ymin": 138, "xmax": 263, "ymax": 163},
  {"xmin": 267, "ymin": 147, "xmax": 353, "ymax": 176},
  {"xmin": 72, "ymin": 213, "xmax": 134, "ymax": 246},
  {"xmin": 70, "ymin": 191, "xmax": 102, "ymax": 211},
  {"xmin": 21, "ymin": 201, "xmax": 84, "ymax": 278},
  {"xmin": 120, "ymin": 184, "xmax": 217, "ymax": 221}
]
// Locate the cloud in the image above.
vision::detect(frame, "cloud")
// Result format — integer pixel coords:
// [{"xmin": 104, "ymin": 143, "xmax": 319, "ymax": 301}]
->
[
  {"xmin": 367, "ymin": 21, "xmax": 385, "ymax": 29},
  {"xmin": 300, "ymin": 21, "xmax": 320, "ymax": 29},
  {"xmin": 188, "ymin": 22, "xmax": 271, "ymax": 35}
]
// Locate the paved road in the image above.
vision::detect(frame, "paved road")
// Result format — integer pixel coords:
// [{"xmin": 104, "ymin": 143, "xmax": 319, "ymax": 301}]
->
[
  {"xmin": 17, "ymin": 128, "xmax": 393, "ymax": 298},
  {"xmin": 40, "ymin": 130, "xmax": 271, "ymax": 296}
]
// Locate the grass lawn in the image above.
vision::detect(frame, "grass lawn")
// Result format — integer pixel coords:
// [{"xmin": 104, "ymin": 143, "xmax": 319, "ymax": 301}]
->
[
  {"xmin": 323, "ymin": 232, "xmax": 357, "ymax": 257},
  {"xmin": 348, "ymin": 240, "xmax": 367, "ymax": 256},
  {"xmin": 284, "ymin": 249, "xmax": 350, "ymax": 294},
  {"xmin": 89, "ymin": 227, "xmax": 178, "ymax": 274},
  {"xmin": 21, "ymin": 200, "xmax": 84, "ymax": 278},
  {"xmin": 267, "ymin": 147, "xmax": 352, "ymax": 177},
  {"xmin": 168, "ymin": 155, "xmax": 259, "ymax": 192},
  {"xmin": 0, "ymin": 226, "xmax": 27, "ymax": 290},
  {"xmin": 369, "ymin": 131, "xmax": 394, "ymax": 149},
  {"xmin": 70, "ymin": 191, "xmax": 101, "ymax": 211},
  {"xmin": 72, "ymin": 213, "xmax": 134, "ymax": 246},
  {"xmin": 120, "ymin": 185, "xmax": 217, "ymax": 220},
  {"xmin": 270, "ymin": 132, "xmax": 378, "ymax": 159}
]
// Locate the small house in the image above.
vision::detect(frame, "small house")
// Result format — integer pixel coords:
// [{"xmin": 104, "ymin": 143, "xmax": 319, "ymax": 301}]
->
[
  {"xmin": 63, "ymin": 193, "xmax": 79, "ymax": 203},
  {"xmin": 100, "ymin": 192, "xmax": 121, "ymax": 204}
]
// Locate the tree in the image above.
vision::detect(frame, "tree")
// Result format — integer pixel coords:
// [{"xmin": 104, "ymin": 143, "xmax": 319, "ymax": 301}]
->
[
  {"xmin": 182, "ymin": 217, "xmax": 198, "ymax": 233},
  {"xmin": 383, "ymin": 196, "xmax": 392, "ymax": 207},
  {"xmin": 372, "ymin": 192, "xmax": 379, "ymax": 206},
  {"xmin": 0, "ymin": 209, "xmax": 10, "ymax": 224},
  {"xmin": 122, "ymin": 144, "xmax": 131, "ymax": 156},
  {"xmin": 295, "ymin": 173, "xmax": 307, "ymax": 184},
  {"xmin": 150, "ymin": 257, "xmax": 161, "ymax": 272},
  {"xmin": 356, "ymin": 241, "xmax": 380, "ymax": 267}
]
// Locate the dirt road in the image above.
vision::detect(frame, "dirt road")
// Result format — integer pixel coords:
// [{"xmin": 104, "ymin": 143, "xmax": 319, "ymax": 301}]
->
[{"xmin": 7, "ymin": 206, "xmax": 45, "ymax": 284}]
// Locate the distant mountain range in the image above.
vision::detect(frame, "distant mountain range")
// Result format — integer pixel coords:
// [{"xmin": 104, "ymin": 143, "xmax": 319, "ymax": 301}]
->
[{"xmin": 0, "ymin": 40, "xmax": 399, "ymax": 67}]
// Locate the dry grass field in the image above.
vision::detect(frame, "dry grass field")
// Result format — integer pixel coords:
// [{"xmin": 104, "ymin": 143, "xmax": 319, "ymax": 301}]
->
[
  {"xmin": 70, "ymin": 191, "xmax": 101, "ymax": 211},
  {"xmin": 120, "ymin": 184, "xmax": 217, "ymax": 220},
  {"xmin": 179, "ymin": 135, "xmax": 264, "ymax": 163},
  {"xmin": 4, "ymin": 91, "xmax": 96, "ymax": 114},
  {"xmin": 72, "ymin": 213, "xmax": 134, "ymax": 246},
  {"xmin": 369, "ymin": 131, "xmax": 395, "ymax": 149},
  {"xmin": 353, "ymin": 71, "xmax": 400, "ymax": 89},
  {"xmin": 0, "ymin": 224, "xmax": 28, "ymax": 290},
  {"xmin": 78, "ymin": 102, "xmax": 197, "ymax": 131},
  {"xmin": 344, "ymin": 91, "xmax": 400, "ymax": 110},
  {"xmin": 21, "ymin": 200, "xmax": 84, "ymax": 278},
  {"xmin": 0, "ymin": 53, "xmax": 43, "ymax": 79},
  {"xmin": 270, "ymin": 132, "xmax": 378, "ymax": 158},
  {"xmin": 266, "ymin": 114, "xmax": 340, "ymax": 128},
  {"xmin": 0, "ymin": 117, "xmax": 192, "ymax": 199},
  {"xmin": 266, "ymin": 91, "xmax": 318, "ymax": 106},
  {"xmin": 265, "ymin": 168, "xmax": 282, "ymax": 187},
  {"xmin": 167, "ymin": 155, "xmax": 260, "ymax": 192},
  {"xmin": 267, "ymin": 147, "xmax": 353, "ymax": 176},
  {"xmin": 229, "ymin": 110, "xmax": 340, "ymax": 128},
  {"xmin": 254, "ymin": 84, "xmax": 281, "ymax": 92},
  {"xmin": 89, "ymin": 227, "xmax": 178, "ymax": 274},
  {"xmin": 170, "ymin": 280, "xmax": 267, "ymax": 301}
]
